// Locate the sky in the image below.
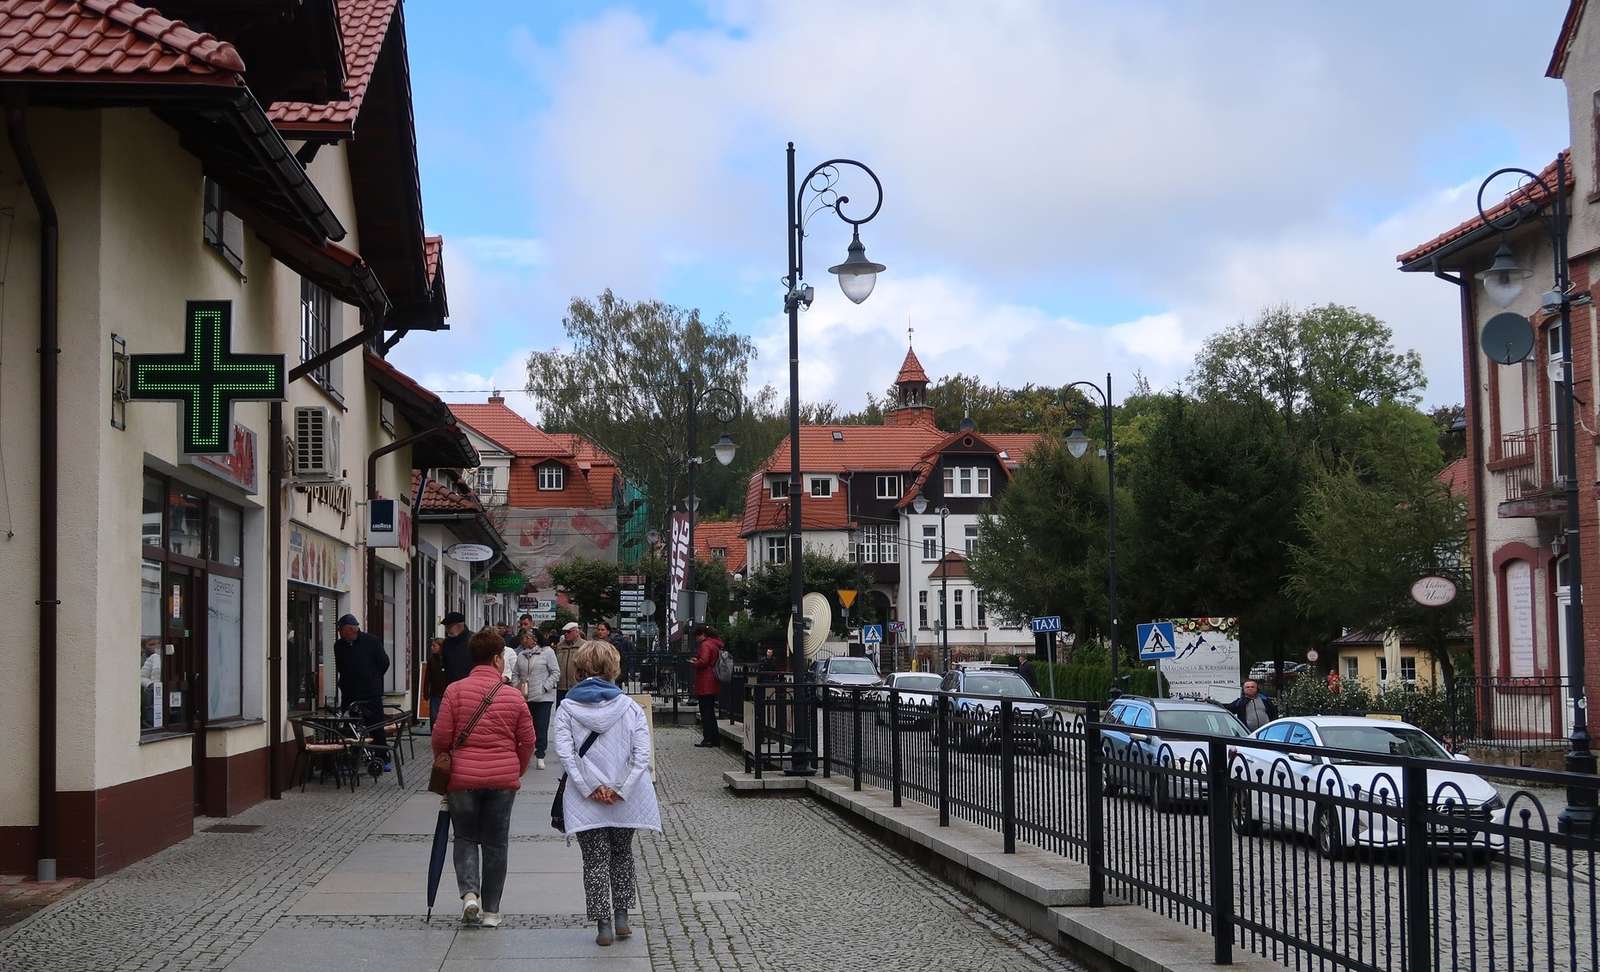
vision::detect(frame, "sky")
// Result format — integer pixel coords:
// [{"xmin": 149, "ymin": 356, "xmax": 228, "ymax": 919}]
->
[{"xmin": 390, "ymin": 0, "xmax": 1574, "ymax": 418}]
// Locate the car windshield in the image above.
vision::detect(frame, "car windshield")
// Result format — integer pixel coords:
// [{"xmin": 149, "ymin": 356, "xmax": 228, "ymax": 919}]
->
[
  {"xmin": 1319, "ymin": 725, "xmax": 1449, "ymax": 760},
  {"xmin": 1158, "ymin": 709, "xmax": 1247, "ymax": 737},
  {"xmin": 964, "ymin": 674, "xmax": 1035, "ymax": 697},
  {"xmin": 827, "ymin": 658, "xmax": 877, "ymax": 676},
  {"xmin": 893, "ymin": 675, "xmax": 941, "ymax": 691}
]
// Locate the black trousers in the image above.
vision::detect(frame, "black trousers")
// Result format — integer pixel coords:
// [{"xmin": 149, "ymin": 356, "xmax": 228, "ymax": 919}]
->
[
  {"xmin": 351, "ymin": 698, "xmax": 388, "ymax": 751},
  {"xmin": 698, "ymin": 694, "xmax": 718, "ymax": 744}
]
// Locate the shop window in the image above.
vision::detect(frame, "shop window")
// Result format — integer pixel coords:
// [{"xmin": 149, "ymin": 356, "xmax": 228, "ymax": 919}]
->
[
  {"xmin": 142, "ymin": 475, "xmax": 163, "ymax": 549},
  {"xmin": 168, "ymin": 486, "xmax": 205, "ymax": 559},
  {"xmin": 207, "ymin": 574, "xmax": 243, "ymax": 719},
  {"xmin": 208, "ymin": 502, "xmax": 242, "ymax": 567},
  {"xmin": 140, "ymin": 560, "xmax": 163, "ymax": 731}
]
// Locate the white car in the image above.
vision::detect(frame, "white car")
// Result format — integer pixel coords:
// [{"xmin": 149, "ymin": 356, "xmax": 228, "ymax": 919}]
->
[
  {"xmin": 873, "ymin": 671, "xmax": 942, "ymax": 728},
  {"xmin": 1230, "ymin": 716, "xmax": 1505, "ymax": 857}
]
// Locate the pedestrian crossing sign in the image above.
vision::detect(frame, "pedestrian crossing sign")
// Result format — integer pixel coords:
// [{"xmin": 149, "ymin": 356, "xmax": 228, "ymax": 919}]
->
[{"xmin": 1137, "ymin": 621, "xmax": 1176, "ymax": 660}]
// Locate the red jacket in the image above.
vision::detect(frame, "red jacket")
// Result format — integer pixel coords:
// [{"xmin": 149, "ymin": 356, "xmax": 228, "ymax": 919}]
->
[
  {"xmin": 690, "ymin": 636, "xmax": 723, "ymax": 697},
  {"xmin": 432, "ymin": 665, "xmax": 535, "ymax": 790}
]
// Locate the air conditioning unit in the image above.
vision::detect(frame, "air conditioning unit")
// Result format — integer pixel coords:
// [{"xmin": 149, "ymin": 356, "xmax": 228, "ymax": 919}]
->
[{"xmin": 294, "ymin": 405, "xmax": 340, "ymax": 481}]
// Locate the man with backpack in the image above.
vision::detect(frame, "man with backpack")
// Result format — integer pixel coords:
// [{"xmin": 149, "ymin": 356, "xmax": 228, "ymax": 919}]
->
[{"xmin": 688, "ymin": 624, "xmax": 726, "ymax": 748}]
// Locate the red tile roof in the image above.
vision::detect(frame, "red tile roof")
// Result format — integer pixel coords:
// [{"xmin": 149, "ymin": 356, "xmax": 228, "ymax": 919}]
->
[
  {"xmin": 898, "ymin": 429, "xmax": 1039, "ymax": 509},
  {"xmin": 449, "ymin": 402, "xmax": 567, "ymax": 457},
  {"xmin": 424, "ymin": 234, "xmax": 442, "ymax": 287},
  {"xmin": 1438, "ymin": 457, "xmax": 1469, "ymax": 498},
  {"xmin": 1398, "ymin": 152, "xmax": 1571, "ymax": 265},
  {"xmin": 1548, "ymin": 0, "xmax": 1586, "ymax": 77},
  {"xmin": 895, "ymin": 346, "xmax": 929, "ymax": 384},
  {"xmin": 0, "ymin": 0, "xmax": 245, "ymax": 80},
  {"xmin": 269, "ymin": 0, "xmax": 396, "ymax": 131},
  {"xmin": 411, "ymin": 472, "xmax": 480, "ymax": 514},
  {"xmin": 928, "ymin": 551, "xmax": 970, "ymax": 579},
  {"xmin": 693, "ymin": 520, "xmax": 747, "ymax": 574}
]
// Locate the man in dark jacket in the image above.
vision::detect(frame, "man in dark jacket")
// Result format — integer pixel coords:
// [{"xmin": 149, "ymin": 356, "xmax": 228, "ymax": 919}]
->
[
  {"xmin": 334, "ymin": 614, "xmax": 392, "ymax": 769},
  {"xmin": 1224, "ymin": 679, "xmax": 1279, "ymax": 732},
  {"xmin": 688, "ymin": 625, "xmax": 724, "ymax": 747},
  {"xmin": 440, "ymin": 611, "xmax": 473, "ymax": 685}
]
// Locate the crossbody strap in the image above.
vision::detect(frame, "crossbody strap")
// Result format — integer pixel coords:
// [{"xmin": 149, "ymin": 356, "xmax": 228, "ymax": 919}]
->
[{"xmin": 453, "ymin": 681, "xmax": 504, "ymax": 750}]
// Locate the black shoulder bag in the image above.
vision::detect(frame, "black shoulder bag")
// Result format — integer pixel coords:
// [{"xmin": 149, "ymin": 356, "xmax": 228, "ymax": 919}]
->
[{"xmin": 551, "ymin": 730, "xmax": 602, "ymax": 833}]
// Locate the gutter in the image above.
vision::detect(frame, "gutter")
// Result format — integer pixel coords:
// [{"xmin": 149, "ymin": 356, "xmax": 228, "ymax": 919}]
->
[{"xmin": 7, "ymin": 100, "xmax": 59, "ymax": 882}]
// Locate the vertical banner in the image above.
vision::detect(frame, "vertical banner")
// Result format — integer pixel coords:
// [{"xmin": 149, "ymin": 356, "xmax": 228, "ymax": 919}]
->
[{"xmin": 667, "ymin": 511, "xmax": 691, "ymax": 641}]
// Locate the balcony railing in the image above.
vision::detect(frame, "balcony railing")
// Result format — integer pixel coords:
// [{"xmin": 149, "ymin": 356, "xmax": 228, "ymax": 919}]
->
[{"xmin": 1491, "ymin": 425, "xmax": 1557, "ymax": 505}]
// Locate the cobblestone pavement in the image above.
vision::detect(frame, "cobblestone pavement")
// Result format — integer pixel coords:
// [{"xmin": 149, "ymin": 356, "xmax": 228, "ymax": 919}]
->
[
  {"xmin": 638, "ymin": 727, "xmax": 1084, "ymax": 972},
  {"xmin": 0, "ymin": 875, "xmax": 84, "ymax": 931},
  {"xmin": 0, "ymin": 723, "xmax": 1083, "ymax": 971}
]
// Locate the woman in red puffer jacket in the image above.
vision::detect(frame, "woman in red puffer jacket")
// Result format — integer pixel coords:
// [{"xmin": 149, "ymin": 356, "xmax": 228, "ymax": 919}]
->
[{"xmin": 433, "ymin": 628, "xmax": 535, "ymax": 927}]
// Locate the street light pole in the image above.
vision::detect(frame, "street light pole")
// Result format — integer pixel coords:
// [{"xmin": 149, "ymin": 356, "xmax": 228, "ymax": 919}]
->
[
  {"xmin": 680, "ymin": 379, "xmax": 740, "ymax": 650},
  {"xmin": 782, "ymin": 143, "xmax": 887, "ymax": 777},
  {"xmin": 1064, "ymin": 375, "xmax": 1120, "ymax": 698},
  {"xmin": 939, "ymin": 506, "xmax": 950, "ymax": 672},
  {"xmin": 1473, "ymin": 157, "xmax": 1595, "ymax": 834}
]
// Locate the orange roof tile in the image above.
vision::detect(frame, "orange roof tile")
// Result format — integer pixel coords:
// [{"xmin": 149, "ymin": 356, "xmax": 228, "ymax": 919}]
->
[
  {"xmin": 1398, "ymin": 151, "xmax": 1571, "ymax": 265},
  {"xmin": 411, "ymin": 472, "xmax": 480, "ymax": 514},
  {"xmin": 1548, "ymin": 0, "xmax": 1586, "ymax": 78},
  {"xmin": 449, "ymin": 401, "xmax": 566, "ymax": 457},
  {"xmin": 1438, "ymin": 457, "xmax": 1469, "ymax": 498},
  {"xmin": 928, "ymin": 551, "xmax": 970, "ymax": 579},
  {"xmin": 0, "ymin": 0, "xmax": 245, "ymax": 80},
  {"xmin": 424, "ymin": 234, "xmax": 442, "ymax": 287},
  {"xmin": 693, "ymin": 520, "xmax": 748, "ymax": 574},
  {"xmin": 269, "ymin": 0, "xmax": 396, "ymax": 131},
  {"xmin": 895, "ymin": 346, "xmax": 929, "ymax": 384}
]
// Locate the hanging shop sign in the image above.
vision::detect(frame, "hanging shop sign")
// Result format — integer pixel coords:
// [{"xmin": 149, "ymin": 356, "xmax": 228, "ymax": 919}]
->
[
  {"xmin": 368, "ymin": 499, "xmax": 400, "ymax": 548},
  {"xmin": 1410, "ymin": 575, "xmax": 1458, "ymax": 608},
  {"xmin": 128, "ymin": 300, "xmax": 285, "ymax": 454},
  {"xmin": 486, "ymin": 572, "xmax": 528, "ymax": 593},
  {"xmin": 445, "ymin": 543, "xmax": 495, "ymax": 563}
]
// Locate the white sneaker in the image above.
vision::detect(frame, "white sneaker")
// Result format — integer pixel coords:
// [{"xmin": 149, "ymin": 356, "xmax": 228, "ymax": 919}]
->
[
  {"xmin": 481, "ymin": 912, "xmax": 502, "ymax": 928},
  {"xmin": 462, "ymin": 892, "xmax": 481, "ymax": 924},
  {"xmin": 537, "ymin": 758, "xmax": 546, "ymax": 770}
]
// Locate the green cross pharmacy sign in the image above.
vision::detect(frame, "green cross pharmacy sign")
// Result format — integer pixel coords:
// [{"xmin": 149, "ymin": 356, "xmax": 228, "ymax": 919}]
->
[{"xmin": 128, "ymin": 301, "xmax": 285, "ymax": 454}]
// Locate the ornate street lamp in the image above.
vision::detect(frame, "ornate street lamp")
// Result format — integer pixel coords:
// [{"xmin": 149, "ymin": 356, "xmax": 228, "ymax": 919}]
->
[
  {"xmin": 681, "ymin": 380, "xmax": 740, "ymax": 639},
  {"xmin": 783, "ymin": 145, "xmax": 887, "ymax": 775},
  {"xmin": 1062, "ymin": 375, "xmax": 1121, "ymax": 698}
]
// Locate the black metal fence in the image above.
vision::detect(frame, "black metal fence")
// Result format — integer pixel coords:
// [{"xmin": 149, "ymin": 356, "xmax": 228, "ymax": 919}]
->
[{"xmin": 755, "ymin": 682, "xmax": 1600, "ymax": 971}]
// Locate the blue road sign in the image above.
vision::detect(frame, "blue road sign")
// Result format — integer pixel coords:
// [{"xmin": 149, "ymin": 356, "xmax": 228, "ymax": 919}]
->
[
  {"xmin": 1137, "ymin": 621, "xmax": 1177, "ymax": 660},
  {"xmin": 1029, "ymin": 615, "xmax": 1062, "ymax": 634},
  {"xmin": 861, "ymin": 624, "xmax": 884, "ymax": 645}
]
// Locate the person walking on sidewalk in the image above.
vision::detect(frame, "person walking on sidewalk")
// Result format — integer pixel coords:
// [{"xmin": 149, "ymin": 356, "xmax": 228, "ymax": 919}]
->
[
  {"xmin": 513, "ymin": 627, "xmax": 560, "ymax": 770},
  {"xmin": 688, "ymin": 625, "xmax": 723, "ymax": 748},
  {"xmin": 333, "ymin": 614, "xmax": 392, "ymax": 771},
  {"xmin": 553, "ymin": 641, "xmax": 660, "ymax": 947},
  {"xmin": 440, "ymin": 612, "xmax": 473, "ymax": 685},
  {"xmin": 434, "ymin": 628, "xmax": 535, "ymax": 928},
  {"xmin": 555, "ymin": 621, "xmax": 583, "ymax": 705}
]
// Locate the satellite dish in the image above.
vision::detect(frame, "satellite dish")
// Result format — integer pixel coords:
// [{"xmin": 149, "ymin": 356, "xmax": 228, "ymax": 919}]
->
[
  {"xmin": 786, "ymin": 592, "xmax": 834, "ymax": 660},
  {"xmin": 1481, "ymin": 311, "xmax": 1535, "ymax": 365}
]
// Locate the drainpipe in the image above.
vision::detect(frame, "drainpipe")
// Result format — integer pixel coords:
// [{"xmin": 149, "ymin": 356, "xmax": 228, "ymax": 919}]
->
[
  {"xmin": 8, "ymin": 102, "xmax": 59, "ymax": 882},
  {"xmin": 268, "ymin": 403, "xmax": 284, "ymax": 798}
]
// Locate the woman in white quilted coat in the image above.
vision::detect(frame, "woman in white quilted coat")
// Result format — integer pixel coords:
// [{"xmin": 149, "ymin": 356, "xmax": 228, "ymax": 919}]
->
[{"xmin": 552, "ymin": 640, "xmax": 660, "ymax": 947}]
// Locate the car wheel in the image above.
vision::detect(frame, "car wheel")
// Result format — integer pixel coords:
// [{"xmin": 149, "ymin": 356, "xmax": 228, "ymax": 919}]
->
[
  {"xmin": 1314, "ymin": 806, "xmax": 1345, "ymax": 859},
  {"xmin": 1232, "ymin": 791, "xmax": 1261, "ymax": 835}
]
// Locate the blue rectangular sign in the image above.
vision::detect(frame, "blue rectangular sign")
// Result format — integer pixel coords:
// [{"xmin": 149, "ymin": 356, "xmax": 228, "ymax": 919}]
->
[
  {"xmin": 1137, "ymin": 621, "xmax": 1177, "ymax": 660},
  {"xmin": 1029, "ymin": 615, "xmax": 1062, "ymax": 634},
  {"xmin": 861, "ymin": 624, "xmax": 884, "ymax": 645}
]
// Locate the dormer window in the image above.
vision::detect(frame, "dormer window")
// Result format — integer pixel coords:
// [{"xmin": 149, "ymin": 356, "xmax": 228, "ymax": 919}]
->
[
  {"xmin": 942, "ymin": 465, "xmax": 991, "ymax": 497},
  {"xmin": 768, "ymin": 478, "xmax": 787, "ymax": 500},
  {"xmin": 538, "ymin": 463, "xmax": 565, "ymax": 491},
  {"xmin": 711, "ymin": 546, "xmax": 727, "ymax": 559}
]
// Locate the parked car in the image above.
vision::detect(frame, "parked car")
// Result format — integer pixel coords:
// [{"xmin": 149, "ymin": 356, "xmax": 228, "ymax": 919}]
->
[
  {"xmin": 872, "ymin": 671, "xmax": 942, "ymax": 728},
  {"xmin": 1100, "ymin": 697, "xmax": 1249, "ymax": 806},
  {"xmin": 810, "ymin": 655, "xmax": 882, "ymax": 702},
  {"xmin": 937, "ymin": 667, "xmax": 1055, "ymax": 752},
  {"xmin": 1247, "ymin": 661, "xmax": 1310, "ymax": 681},
  {"xmin": 1231, "ymin": 716, "xmax": 1506, "ymax": 858}
]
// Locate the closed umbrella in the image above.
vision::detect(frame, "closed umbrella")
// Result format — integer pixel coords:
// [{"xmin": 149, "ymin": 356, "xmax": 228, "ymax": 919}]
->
[{"xmin": 425, "ymin": 802, "xmax": 451, "ymax": 922}]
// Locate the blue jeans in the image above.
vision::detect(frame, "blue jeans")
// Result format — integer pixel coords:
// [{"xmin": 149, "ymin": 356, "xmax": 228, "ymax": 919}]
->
[{"xmin": 448, "ymin": 789, "xmax": 516, "ymax": 913}]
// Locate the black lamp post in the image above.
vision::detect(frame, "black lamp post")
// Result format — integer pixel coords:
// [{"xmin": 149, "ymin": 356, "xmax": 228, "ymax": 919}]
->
[
  {"xmin": 1473, "ymin": 157, "xmax": 1595, "ymax": 834},
  {"xmin": 681, "ymin": 379, "xmax": 740, "ymax": 639},
  {"xmin": 1063, "ymin": 374, "xmax": 1120, "ymax": 698},
  {"xmin": 783, "ymin": 144, "xmax": 886, "ymax": 776}
]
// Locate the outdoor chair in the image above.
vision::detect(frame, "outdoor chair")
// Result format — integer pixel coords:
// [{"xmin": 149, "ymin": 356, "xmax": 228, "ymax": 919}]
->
[{"xmin": 289, "ymin": 716, "xmax": 359, "ymax": 793}]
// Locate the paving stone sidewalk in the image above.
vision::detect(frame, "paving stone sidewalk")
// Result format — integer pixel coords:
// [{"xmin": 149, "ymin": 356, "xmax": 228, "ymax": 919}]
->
[{"xmin": 0, "ymin": 723, "xmax": 1083, "ymax": 971}]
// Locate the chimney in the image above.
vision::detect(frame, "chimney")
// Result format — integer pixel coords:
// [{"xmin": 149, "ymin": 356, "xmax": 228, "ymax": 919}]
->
[{"xmin": 488, "ymin": 389, "xmax": 504, "ymax": 404}]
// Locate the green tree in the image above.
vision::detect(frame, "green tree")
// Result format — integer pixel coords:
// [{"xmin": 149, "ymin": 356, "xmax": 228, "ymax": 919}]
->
[
  {"xmin": 548, "ymin": 558, "xmax": 623, "ymax": 625},
  {"xmin": 526, "ymin": 290, "xmax": 755, "ymax": 531},
  {"xmin": 734, "ymin": 552, "xmax": 871, "ymax": 641},
  {"xmin": 1287, "ymin": 461, "xmax": 1470, "ymax": 683}
]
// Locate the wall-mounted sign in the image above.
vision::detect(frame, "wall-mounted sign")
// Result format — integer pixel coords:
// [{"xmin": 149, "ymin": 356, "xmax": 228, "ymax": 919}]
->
[
  {"xmin": 1410, "ymin": 575, "xmax": 1458, "ymax": 608},
  {"xmin": 185, "ymin": 421, "xmax": 259, "ymax": 494},
  {"xmin": 369, "ymin": 499, "xmax": 400, "ymax": 548},
  {"xmin": 445, "ymin": 542, "xmax": 495, "ymax": 563},
  {"xmin": 288, "ymin": 525, "xmax": 350, "ymax": 591},
  {"xmin": 128, "ymin": 300, "xmax": 285, "ymax": 454}
]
